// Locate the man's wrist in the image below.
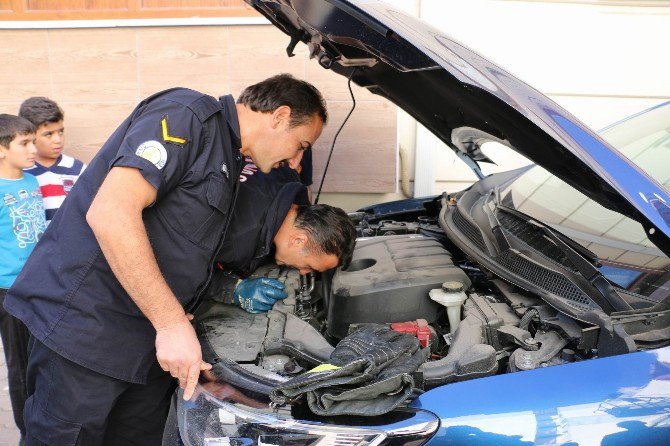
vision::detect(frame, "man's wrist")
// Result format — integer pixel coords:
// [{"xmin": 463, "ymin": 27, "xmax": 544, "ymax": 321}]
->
[{"xmin": 154, "ymin": 311, "xmax": 190, "ymax": 332}]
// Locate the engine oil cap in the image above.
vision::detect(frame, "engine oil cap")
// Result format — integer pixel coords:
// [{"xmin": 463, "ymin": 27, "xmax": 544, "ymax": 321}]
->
[{"xmin": 442, "ymin": 281, "xmax": 464, "ymax": 293}]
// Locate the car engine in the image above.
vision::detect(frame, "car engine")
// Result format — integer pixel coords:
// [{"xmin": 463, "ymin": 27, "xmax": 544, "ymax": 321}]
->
[{"xmin": 195, "ymin": 194, "xmax": 670, "ymax": 392}]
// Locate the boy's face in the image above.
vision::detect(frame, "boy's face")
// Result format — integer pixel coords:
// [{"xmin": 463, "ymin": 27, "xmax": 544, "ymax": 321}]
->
[
  {"xmin": 0, "ymin": 133, "xmax": 37, "ymax": 170},
  {"xmin": 35, "ymin": 120, "xmax": 65, "ymax": 160}
]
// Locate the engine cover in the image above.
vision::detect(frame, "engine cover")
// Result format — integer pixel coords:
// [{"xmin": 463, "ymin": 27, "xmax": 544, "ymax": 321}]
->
[{"xmin": 327, "ymin": 235, "xmax": 471, "ymax": 339}]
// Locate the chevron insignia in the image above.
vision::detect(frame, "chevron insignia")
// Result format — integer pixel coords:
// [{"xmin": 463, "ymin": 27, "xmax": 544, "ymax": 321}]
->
[{"xmin": 161, "ymin": 117, "xmax": 187, "ymax": 146}]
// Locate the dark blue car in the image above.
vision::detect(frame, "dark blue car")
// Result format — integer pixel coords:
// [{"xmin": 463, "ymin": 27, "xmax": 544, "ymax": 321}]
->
[{"xmin": 168, "ymin": 1, "xmax": 670, "ymax": 445}]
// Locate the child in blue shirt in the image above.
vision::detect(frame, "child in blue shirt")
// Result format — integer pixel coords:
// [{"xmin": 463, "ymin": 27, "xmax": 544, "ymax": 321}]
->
[{"xmin": 0, "ymin": 114, "xmax": 45, "ymax": 440}]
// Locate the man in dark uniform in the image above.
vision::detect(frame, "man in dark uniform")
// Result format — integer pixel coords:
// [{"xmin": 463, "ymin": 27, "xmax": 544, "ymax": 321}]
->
[
  {"xmin": 208, "ymin": 157, "xmax": 355, "ymax": 313},
  {"xmin": 3, "ymin": 74, "xmax": 338, "ymax": 445},
  {"xmin": 216, "ymin": 157, "xmax": 305, "ymax": 278}
]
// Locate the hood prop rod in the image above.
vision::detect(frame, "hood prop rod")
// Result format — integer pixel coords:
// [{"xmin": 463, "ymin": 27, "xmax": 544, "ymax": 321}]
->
[{"xmin": 315, "ymin": 68, "xmax": 357, "ymax": 204}]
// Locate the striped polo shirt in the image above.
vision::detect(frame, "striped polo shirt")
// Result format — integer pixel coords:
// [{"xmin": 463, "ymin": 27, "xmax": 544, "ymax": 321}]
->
[{"xmin": 26, "ymin": 154, "xmax": 87, "ymax": 223}]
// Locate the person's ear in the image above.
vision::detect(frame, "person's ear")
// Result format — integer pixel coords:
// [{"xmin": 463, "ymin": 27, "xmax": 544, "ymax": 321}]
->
[
  {"xmin": 271, "ymin": 105, "xmax": 292, "ymax": 129},
  {"xmin": 289, "ymin": 232, "xmax": 308, "ymax": 248}
]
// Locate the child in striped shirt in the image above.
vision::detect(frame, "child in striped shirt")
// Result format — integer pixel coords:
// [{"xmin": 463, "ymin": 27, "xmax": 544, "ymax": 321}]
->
[{"xmin": 19, "ymin": 97, "xmax": 86, "ymax": 224}]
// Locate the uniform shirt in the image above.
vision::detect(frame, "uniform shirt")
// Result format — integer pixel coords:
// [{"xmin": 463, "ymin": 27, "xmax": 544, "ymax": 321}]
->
[
  {"xmin": 299, "ymin": 147, "xmax": 313, "ymax": 187},
  {"xmin": 215, "ymin": 157, "xmax": 307, "ymax": 276},
  {"xmin": 26, "ymin": 154, "xmax": 87, "ymax": 224},
  {"xmin": 0, "ymin": 174, "xmax": 46, "ymax": 288},
  {"xmin": 5, "ymin": 88, "xmax": 243, "ymax": 383}
]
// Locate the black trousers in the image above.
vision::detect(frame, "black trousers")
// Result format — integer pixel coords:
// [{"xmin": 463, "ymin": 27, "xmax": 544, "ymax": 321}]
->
[
  {"xmin": 24, "ymin": 337, "xmax": 176, "ymax": 446},
  {"xmin": 0, "ymin": 287, "xmax": 30, "ymax": 436}
]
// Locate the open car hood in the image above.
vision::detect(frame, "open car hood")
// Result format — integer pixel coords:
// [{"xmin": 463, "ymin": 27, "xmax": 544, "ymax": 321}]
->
[{"xmin": 245, "ymin": 0, "xmax": 670, "ymax": 252}]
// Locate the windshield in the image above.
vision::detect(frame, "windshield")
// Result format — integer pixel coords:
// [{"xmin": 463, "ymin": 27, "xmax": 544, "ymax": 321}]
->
[
  {"xmin": 600, "ymin": 103, "xmax": 670, "ymax": 194},
  {"xmin": 502, "ymin": 103, "xmax": 670, "ymax": 302}
]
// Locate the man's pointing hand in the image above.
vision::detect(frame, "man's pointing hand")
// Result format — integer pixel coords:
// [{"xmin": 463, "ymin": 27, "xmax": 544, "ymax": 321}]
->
[{"xmin": 155, "ymin": 315, "xmax": 212, "ymax": 400}]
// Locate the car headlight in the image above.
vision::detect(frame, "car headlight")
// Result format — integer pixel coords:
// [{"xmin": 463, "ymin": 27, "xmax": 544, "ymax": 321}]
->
[{"xmin": 178, "ymin": 385, "xmax": 439, "ymax": 446}]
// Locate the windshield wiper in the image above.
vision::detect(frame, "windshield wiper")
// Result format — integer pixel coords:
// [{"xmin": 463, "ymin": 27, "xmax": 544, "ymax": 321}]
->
[{"xmin": 495, "ymin": 204, "xmax": 633, "ymax": 313}]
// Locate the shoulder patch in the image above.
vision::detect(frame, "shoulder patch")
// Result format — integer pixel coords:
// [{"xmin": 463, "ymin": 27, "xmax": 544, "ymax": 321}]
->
[
  {"xmin": 161, "ymin": 116, "xmax": 187, "ymax": 146},
  {"xmin": 136, "ymin": 140, "xmax": 168, "ymax": 170}
]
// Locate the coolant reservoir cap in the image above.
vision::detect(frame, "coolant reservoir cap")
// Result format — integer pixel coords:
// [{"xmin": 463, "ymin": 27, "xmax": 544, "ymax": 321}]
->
[{"xmin": 442, "ymin": 281, "xmax": 464, "ymax": 293}]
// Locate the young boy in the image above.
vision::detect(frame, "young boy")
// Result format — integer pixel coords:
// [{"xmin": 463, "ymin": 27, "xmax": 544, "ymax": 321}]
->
[
  {"xmin": 0, "ymin": 114, "xmax": 46, "ymax": 439},
  {"xmin": 19, "ymin": 97, "xmax": 86, "ymax": 224}
]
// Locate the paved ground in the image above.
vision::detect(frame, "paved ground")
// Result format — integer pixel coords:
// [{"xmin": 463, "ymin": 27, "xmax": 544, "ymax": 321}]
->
[{"xmin": 0, "ymin": 344, "xmax": 21, "ymax": 446}]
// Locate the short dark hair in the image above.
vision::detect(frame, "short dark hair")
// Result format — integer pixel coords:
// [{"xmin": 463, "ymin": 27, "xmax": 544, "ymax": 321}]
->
[
  {"xmin": 237, "ymin": 74, "xmax": 328, "ymax": 127},
  {"xmin": 0, "ymin": 114, "xmax": 36, "ymax": 148},
  {"xmin": 19, "ymin": 97, "xmax": 64, "ymax": 127},
  {"xmin": 294, "ymin": 204, "xmax": 356, "ymax": 268}
]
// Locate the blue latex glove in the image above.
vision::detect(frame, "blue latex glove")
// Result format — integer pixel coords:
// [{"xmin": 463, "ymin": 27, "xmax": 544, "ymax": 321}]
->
[{"xmin": 232, "ymin": 277, "xmax": 288, "ymax": 313}]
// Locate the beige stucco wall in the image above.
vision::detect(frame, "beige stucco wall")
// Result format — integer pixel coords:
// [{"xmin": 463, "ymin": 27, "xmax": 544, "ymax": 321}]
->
[
  {"xmin": 0, "ymin": 23, "xmax": 398, "ymax": 211},
  {"xmin": 2, "ymin": 1, "xmax": 669, "ymax": 212}
]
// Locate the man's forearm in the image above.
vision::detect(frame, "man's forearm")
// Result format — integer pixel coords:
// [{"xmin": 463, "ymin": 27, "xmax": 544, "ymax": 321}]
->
[
  {"xmin": 87, "ymin": 167, "xmax": 209, "ymax": 399},
  {"xmin": 86, "ymin": 168, "xmax": 186, "ymax": 330},
  {"xmin": 90, "ymin": 206, "xmax": 186, "ymax": 330}
]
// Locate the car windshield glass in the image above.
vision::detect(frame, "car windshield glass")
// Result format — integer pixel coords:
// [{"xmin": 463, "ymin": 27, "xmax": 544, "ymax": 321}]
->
[
  {"xmin": 501, "ymin": 103, "xmax": 670, "ymax": 301},
  {"xmin": 599, "ymin": 103, "xmax": 670, "ymax": 195}
]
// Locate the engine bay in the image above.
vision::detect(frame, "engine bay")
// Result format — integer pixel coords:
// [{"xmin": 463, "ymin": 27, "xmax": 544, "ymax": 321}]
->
[{"xmin": 195, "ymin": 191, "xmax": 670, "ymax": 393}]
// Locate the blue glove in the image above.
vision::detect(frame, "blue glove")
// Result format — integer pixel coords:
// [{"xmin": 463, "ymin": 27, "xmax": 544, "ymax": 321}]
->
[{"xmin": 232, "ymin": 278, "xmax": 288, "ymax": 313}]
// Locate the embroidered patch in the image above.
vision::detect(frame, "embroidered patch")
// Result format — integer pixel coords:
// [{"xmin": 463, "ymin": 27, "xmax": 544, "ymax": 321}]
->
[
  {"xmin": 62, "ymin": 178, "xmax": 75, "ymax": 193},
  {"xmin": 161, "ymin": 116, "xmax": 187, "ymax": 146},
  {"xmin": 136, "ymin": 140, "xmax": 168, "ymax": 170}
]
